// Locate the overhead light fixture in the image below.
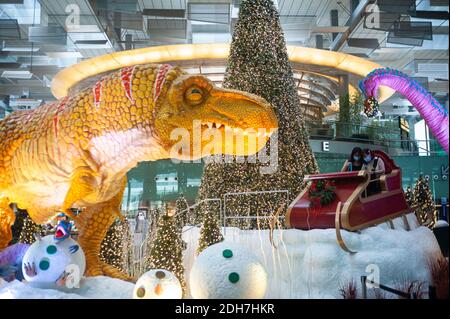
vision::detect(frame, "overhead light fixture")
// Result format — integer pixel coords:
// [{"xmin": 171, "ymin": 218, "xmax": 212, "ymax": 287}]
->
[
  {"xmin": 1, "ymin": 70, "xmax": 33, "ymax": 79},
  {"xmin": 46, "ymin": 52, "xmax": 83, "ymax": 58},
  {"xmin": 1, "ymin": 46, "xmax": 39, "ymax": 52}
]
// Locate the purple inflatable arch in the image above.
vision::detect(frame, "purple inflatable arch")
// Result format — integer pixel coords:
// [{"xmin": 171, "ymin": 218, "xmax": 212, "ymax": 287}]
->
[{"xmin": 359, "ymin": 68, "xmax": 448, "ymax": 153}]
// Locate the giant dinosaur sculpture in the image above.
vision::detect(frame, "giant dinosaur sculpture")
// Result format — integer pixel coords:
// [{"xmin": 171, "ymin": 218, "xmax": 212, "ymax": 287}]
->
[{"xmin": 0, "ymin": 63, "xmax": 277, "ymax": 280}]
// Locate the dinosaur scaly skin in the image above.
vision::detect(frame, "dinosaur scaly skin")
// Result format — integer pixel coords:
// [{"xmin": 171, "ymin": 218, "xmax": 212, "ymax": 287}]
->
[{"xmin": 0, "ymin": 63, "xmax": 277, "ymax": 280}]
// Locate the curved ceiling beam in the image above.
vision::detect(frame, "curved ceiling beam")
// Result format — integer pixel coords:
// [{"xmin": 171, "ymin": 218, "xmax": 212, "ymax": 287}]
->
[{"xmin": 51, "ymin": 44, "xmax": 393, "ymax": 102}]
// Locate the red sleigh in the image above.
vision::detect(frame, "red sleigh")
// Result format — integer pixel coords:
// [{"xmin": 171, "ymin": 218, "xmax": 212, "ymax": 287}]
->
[{"xmin": 285, "ymin": 151, "xmax": 412, "ymax": 252}]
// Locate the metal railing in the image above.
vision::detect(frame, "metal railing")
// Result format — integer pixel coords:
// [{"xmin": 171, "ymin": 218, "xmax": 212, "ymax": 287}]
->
[{"xmin": 223, "ymin": 190, "xmax": 289, "ymax": 234}]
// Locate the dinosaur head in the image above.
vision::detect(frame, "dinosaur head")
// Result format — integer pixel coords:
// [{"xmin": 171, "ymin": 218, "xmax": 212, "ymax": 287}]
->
[{"xmin": 154, "ymin": 74, "xmax": 278, "ymax": 160}]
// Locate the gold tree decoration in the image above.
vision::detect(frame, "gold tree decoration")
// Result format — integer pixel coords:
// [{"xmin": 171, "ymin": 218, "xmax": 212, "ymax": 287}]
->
[
  {"xmin": 413, "ymin": 175, "xmax": 437, "ymax": 228},
  {"xmin": 196, "ymin": 0, "xmax": 318, "ymax": 229},
  {"xmin": 121, "ymin": 218, "xmax": 135, "ymax": 277},
  {"xmin": 100, "ymin": 218, "xmax": 129, "ymax": 272},
  {"xmin": 143, "ymin": 207, "xmax": 162, "ymax": 261},
  {"xmin": 19, "ymin": 214, "xmax": 48, "ymax": 244},
  {"xmin": 11, "ymin": 209, "xmax": 28, "ymax": 244},
  {"xmin": 144, "ymin": 213, "xmax": 186, "ymax": 295},
  {"xmin": 175, "ymin": 193, "xmax": 190, "ymax": 227},
  {"xmin": 197, "ymin": 210, "xmax": 224, "ymax": 255},
  {"xmin": 405, "ymin": 186, "xmax": 414, "ymax": 207}
]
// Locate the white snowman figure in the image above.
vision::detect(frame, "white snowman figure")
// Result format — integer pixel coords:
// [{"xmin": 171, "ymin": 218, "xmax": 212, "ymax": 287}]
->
[
  {"xmin": 22, "ymin": 235, "xmax": 85, "ymax": 289},
  {"xmin": 133, "ymin": 269, "xmax": 182, "ymax": 299},
  {"xmin": 190, "ymin": 241, "xmax": 268, "ymax": 299}
]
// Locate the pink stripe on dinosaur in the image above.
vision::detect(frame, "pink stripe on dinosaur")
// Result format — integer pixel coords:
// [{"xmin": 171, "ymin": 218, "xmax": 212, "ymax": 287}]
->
[
  {"xmin": 93, "ymin": 80, "xmax": 103, "ymax": 108},
  {"xmin": 121, "ymin": 66, "xmax": 136, "ymax": 103},
  {"xmin": 153, "ymin": 64, "xmax": 172, "ymax": 102}
]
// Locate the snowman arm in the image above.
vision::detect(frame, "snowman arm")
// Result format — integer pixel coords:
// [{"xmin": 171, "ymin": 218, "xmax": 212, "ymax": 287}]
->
[
  {"xmin": 24, "ymin": 262, "xmax": 37, "ymax": 277},
  {"xmin": 69, "ymin": 245, "xmax": 79, "ymax": 254},
  {"xmin": 55, "ymin": 271, "xmax": 70, "ymax": 287}
]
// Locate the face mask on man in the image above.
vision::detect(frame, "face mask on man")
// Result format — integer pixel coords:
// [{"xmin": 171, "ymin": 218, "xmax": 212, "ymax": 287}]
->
[
  {"xmin": 364, "ymin": 155, "xmax": 372, "ymax": 163},
  {"xmin": 353, "ymin": 155, "xmax": 360, "ymax": 161}
]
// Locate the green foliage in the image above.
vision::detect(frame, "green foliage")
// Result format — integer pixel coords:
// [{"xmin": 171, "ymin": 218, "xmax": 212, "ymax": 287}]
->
[{"xmin": 308, "ymin": 180, "xmax": 336, "ymax": 207}]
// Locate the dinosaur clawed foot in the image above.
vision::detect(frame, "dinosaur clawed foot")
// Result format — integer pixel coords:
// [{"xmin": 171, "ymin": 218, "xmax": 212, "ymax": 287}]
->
[{"xmin": 85, "ymin": 261, "xmax": 135, "ymax": 283}]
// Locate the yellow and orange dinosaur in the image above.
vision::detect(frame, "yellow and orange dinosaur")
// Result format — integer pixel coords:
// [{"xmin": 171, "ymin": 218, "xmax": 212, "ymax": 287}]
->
[{"xmin": 0, "ymin": 63, "xmax": 277, "ymax": 280}]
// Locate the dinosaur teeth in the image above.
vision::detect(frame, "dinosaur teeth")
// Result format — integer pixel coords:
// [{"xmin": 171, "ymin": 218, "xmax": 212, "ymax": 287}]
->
[
  {"xmin": 216, "ymin": 123, "xmax": 223, "ymax": 129},
  {"xmin": 206, "ymin": 122, "xmax": 213, "ymax": 129}
]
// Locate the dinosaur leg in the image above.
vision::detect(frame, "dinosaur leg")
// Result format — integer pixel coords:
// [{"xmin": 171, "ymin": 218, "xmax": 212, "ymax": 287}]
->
[
  {"xmin": 0, "ymin": 195, "xmax": 15, "ymax": 249},
  {"xmin": 76, "ymin": 178, "xmax": 133, "ymax": 282}
]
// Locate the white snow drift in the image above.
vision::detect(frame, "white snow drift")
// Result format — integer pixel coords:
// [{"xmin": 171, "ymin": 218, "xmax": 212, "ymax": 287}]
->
[{"xmin": 0, "ymin": 213, "xmax": 442, "ymax": 299}]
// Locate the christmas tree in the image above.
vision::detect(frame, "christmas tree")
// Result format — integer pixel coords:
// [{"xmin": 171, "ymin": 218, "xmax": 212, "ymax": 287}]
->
[
  {"xmin": 413, "ymin": 176, "xmax": 437, "ymax": 228},
  {"xmin": 19, "ymin": 214, "xmax": 48, "ymax": 244},
  {"xmin": 11, "ymin": 209, "xmax": 28, "ymax": 244},
  {"xmin": 144, "ymin": 213, "xmax": 186, "ymax": 295},
  {"xmin": 143, "ymin": 207, "xmax": 162, "ymax": 259},
  {"xmin": 121, "ymin": 219, "xmax": 135, "ymax": 276},
  {"xmin": 196, "ymin": 0, "xmax": 318, "ymax": 229},
  {"xmin": 405, "ymin": 186, "xmax": 414, "ymax": 207},
  {"xmin": 175, "ymin": 194, "xmax": 190, "ymax": 227},
  {"xmin": 100, "ymin": 218, "xmax": 134, "ymax": 273},
  {"xmin": 197, "ymin": 210, "xmax": 224, "ymax": 255}
]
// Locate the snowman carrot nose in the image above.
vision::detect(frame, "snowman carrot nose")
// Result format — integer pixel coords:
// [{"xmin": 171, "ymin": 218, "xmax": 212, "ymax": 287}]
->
[{"xmin": 154, "ymin": 283, "xmax": 163, "ymax": 296}]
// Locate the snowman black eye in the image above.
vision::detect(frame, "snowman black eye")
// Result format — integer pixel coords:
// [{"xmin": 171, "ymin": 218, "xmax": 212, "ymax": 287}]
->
[
  {"xmin": 228, "ymin": 272, "xmax": 240, "ymax": 283},
  {"xmin": 39, "ymin": 258, "xmax": 50, "ymax": 271},
  {"xmin": 47, "ymin": 245, "xmax": 57, "ymax": 254},
  {"xmin": 155, "ymin": 271, "xmax": 166, "ymax": 279},
  {"xmin": 136, "ymin": 287, "xmax": 146, "ymax": 298}
]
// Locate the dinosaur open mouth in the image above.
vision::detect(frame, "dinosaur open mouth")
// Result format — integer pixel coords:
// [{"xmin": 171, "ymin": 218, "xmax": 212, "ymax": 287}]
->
[{"xmin": 200, "ymin": 121, "xmax": 271, "ymax": 137}]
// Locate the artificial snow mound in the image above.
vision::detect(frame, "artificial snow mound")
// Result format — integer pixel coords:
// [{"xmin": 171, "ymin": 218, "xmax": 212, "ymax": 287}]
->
[
  {"xmin": 182, "ymin": 213, "xmax": 442, "ymax": 298},
  {"xmin": 0, "ymin": 276, "xmax": 134, "ymax": 299}
]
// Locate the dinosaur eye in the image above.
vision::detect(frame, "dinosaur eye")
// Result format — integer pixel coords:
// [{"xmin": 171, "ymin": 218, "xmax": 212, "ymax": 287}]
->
[{"xmin": 185, "ymin": 86, "xmax": 204, "ymax": 105}]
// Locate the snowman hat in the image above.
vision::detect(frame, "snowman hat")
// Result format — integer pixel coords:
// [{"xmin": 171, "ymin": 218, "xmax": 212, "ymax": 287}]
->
[{"xmin": 56, "ymin": 212, "xmax": 66, "ymax": 218}]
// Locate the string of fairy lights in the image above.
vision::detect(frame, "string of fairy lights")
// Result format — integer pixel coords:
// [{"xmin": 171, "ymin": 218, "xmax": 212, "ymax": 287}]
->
[{"xmin": 197, "ymin": 0, "xmax": 319, "ymax": 228}]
